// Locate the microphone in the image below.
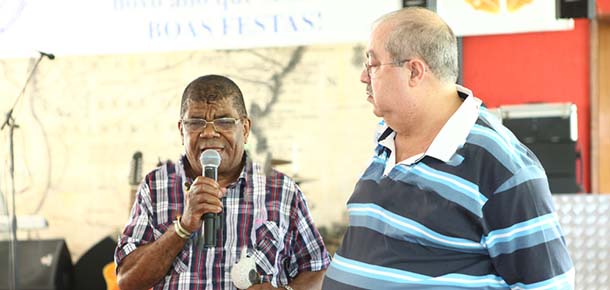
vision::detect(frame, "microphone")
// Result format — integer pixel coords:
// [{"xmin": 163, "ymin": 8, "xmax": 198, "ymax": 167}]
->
[
  {"xmin": 38, "ymin": 51, "xmax": 55, "ymax": 60},
  {"xmin": 200, "ymin": 149, "xmax": 221, "ymax": 248},
  {"xmin": 231, "ymin": 249, "xmax": 262, "ymax": 289}
]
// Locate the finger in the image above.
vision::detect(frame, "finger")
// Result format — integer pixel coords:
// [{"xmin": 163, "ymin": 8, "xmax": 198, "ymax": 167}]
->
[
  {"xmin": 191, "ymin": 192, "xmax": 223, "ymax": 208},
  {"xmin": 192, "ymin": 177, "xmax": 224, "ymax": 196},
  {"xmin": 192, "ymin": 177, "xmax": 226, "ymax": 198},
  {"xmin": 192, "ymin": 176, "xmax": 220, "ymax": 188},
  {"xmin": 201, "ymin": 203, "xmax": 223, "ymax": 214},
  {"xmin": 181, "ymin": 193, "xmax": 222, "ymax": 231}
]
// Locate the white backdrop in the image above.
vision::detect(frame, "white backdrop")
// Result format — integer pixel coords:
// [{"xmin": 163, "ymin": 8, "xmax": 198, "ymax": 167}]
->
[
  {"xmin": 1, "ymin": 0, "xmax": 573, "ymax": 59},
  {"xmin": 0, "ymin": 0, "xmax": 401, "ymax": 58}
]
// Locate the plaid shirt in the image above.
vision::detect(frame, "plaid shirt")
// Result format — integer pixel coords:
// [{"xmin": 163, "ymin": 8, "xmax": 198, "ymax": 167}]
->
[{"xmin": 115, "ymin": 155, "xmax": 331, "ymax": 290}]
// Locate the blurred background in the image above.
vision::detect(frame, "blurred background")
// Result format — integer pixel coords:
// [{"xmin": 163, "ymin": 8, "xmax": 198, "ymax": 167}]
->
[{"xmin": 1, "ymin": 0, "xmax": 609, "ymax": 289}]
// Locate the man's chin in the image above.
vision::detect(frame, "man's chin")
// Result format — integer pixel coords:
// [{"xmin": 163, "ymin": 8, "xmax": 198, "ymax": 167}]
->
[{"xmin": 371, "ymin": 107, "xmax": 383, "ymax": 118}]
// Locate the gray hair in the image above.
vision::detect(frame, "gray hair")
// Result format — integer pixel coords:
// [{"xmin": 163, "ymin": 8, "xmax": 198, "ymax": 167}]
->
[
  {"xmin": 179, "ymin": 75, "xmax": 248, "ymax": 118},
  {"xmin": 376, "ymin": 7, "xmax": 458, "ymax": 83}
]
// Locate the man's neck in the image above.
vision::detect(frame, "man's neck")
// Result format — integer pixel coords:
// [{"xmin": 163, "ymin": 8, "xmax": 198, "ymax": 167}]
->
[
  {"xmin": 218, "ymin": 162, "xmax": 244, "ymax": 188},
  {"xmin": 393, "ymin": 86, "xmax": 462, "ymax": 162}
]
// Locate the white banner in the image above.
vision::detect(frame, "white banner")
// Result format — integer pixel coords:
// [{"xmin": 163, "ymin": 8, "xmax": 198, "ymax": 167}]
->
[
  {"xmin": 0, "ymin": 0, "xmax": 401, "ymax": 58},
  {"xmin": 437, "ymin": 0, "xmax": 574, "ymax": 36},
  {"xmin": 0, "ymin": 0, "xmax": 573, "ymax": 58}
]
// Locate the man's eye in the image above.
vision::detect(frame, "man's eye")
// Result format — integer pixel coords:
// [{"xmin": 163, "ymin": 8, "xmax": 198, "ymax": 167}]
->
[
  {"xmin": 188, "ymin": 120, "xmax": 205, "ymax": 126},
  {"xmin": 216, "ymin": 120, "xmax": 233, "ymax": 125}
]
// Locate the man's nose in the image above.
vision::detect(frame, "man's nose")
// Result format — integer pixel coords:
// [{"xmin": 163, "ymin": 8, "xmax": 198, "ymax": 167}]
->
[
  {"xmin": 360, "ymin": 68, "xmax": 370, "ymax": 84},
  {"xmin": 199, "ymin": 124, "xmax": 219, "ymax": 137}
]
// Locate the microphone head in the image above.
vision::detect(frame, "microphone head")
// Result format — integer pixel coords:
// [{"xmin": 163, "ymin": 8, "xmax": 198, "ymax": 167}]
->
[
  {"xmin": 200, "ymin": 149, "xmax": 221, "ymax": 168},
  {"xmin": 231, "ymin": 250, "xmax": 260, "ymax": 289},
  {"xmin": 38, "ymin": 51, "xmax": 55, "ymax": 60}
]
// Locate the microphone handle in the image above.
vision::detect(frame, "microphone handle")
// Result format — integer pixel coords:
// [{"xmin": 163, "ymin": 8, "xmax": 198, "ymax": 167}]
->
[
  {"xmin": 203, "ymin": 213, "xmax": 216, "ymax": 248},
  {"xmin": 202, "ymin": 166, "xmax": 218, "ymax": 248}
]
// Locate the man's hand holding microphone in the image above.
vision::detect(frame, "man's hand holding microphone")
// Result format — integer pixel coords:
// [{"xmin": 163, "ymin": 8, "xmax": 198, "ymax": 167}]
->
[{"xmin": 179, "ymin": 149, "xmax": 225, "ymax": 249}]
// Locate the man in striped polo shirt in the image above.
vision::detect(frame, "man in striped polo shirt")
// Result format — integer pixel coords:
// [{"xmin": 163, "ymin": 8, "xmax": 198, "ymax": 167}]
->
[
  {"xmin": 115, "ymin": 75, "xmax": 330, "ymax": 290},
  {"xmin": 322, "ymin": 7, "xmax": 574, "ymax": 290}
]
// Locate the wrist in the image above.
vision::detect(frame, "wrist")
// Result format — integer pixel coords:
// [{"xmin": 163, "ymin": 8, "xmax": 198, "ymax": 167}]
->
[
  {"xmin": 173, "ymin": 215, "xmax": 192, "ymax": 239},
  {"xmin": 179, "ymin": 213, "xmax": 198, "ymax": 233}
]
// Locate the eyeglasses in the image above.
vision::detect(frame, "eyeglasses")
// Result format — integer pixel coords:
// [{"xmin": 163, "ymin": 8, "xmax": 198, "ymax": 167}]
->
[
  {"xmin": 363, "ymin": 59, "xmax": 411, "ymax": 78},
  {"xmin": 181, "ymin": 117, "xmax": 241, "ymax": 133}
]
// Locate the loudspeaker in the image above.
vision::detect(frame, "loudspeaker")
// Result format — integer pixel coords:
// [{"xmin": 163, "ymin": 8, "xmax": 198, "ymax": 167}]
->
[
  {"xmin": 403, "ymin": 0, "xmax": 437, "ymax": 10},
  {"xmin": 73, "ymin": 236, "xmax": 116, "ymax": 290},
  {"xmin": 0, "ymin": 239, "xmax": 73, "ymax": 290},
  {"xmin": 556, "ymin": 0, "xmax": 595, "ymax": 19},
  {"xmin": 525, "ymin": 143, "xmax": 577, "ymax": 176},
  {"xmin": 502, "ymin": 117, "xmax": 574, "ymax": 144},
  {"xmin": 497, "ymin": 103, "xmax": 582, "ymax": 194}
]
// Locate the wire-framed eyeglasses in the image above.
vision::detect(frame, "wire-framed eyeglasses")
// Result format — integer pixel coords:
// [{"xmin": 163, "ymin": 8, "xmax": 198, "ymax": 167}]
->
[
  {"xmin": 363, "ymin": 59, "xmax": 411, "ymax": 78},
  {"xmin": 181, "ymin": 117, "xmax": 241, "ymax": 133}
]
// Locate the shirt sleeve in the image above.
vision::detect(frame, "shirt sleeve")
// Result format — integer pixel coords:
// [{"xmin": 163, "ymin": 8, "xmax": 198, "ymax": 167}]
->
[
  {"xmin": 289, "ymin": 186, "xmax": 332, "ymax": 273},
  {"xmin": 114, "ymin": 182, "xmax": 155, "ymax": 268},
  {"xmin": 482, "ymin": 165, "xmax": 575, "ymax": 289}
]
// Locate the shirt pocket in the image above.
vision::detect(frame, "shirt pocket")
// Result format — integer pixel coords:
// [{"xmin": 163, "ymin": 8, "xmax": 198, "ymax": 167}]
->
[
  {"xmin": 253, "ymin": 221, "xmax": 287, "ymax": 276},
  {"xmin": 157, "ymin": 222, "xmax": 191, "ymax": 273}
]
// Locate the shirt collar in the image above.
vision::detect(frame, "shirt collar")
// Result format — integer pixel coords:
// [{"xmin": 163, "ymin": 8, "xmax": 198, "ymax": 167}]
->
[{"xmin": 377, "ymin": 85, "xmax": 481, "ymax": 164}]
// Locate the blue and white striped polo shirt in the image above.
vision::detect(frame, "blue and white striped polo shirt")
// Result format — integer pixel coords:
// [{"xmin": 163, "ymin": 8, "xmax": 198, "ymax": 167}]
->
[{"xmin": 322, "ymin": 86, "xmax": 574, "ymax": 290}]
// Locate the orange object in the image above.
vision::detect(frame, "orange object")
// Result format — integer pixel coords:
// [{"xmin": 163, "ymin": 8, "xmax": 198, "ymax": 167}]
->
[
  {"xmin": 102, "ymin": 262, "xmax": 120, "ymax": 290},
  {"xmin": 506, "ymin": 0, "xmax": 533, "ymax": 12},
  {"xmin": 464, "ymin": 0, "xmax": 500, "ymax": 13}
]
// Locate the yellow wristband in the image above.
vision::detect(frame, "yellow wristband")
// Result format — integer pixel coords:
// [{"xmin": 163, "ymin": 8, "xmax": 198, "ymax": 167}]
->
[
  {"xmin": 173, "ymin": 220, "xmax": 190, "ymax": 239},
  {"xmin": 173, "ymin": 216, "xmax": 192, "ymax": 239}
]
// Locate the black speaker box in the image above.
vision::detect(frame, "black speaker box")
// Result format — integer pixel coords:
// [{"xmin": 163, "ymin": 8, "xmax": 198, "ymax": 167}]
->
[
  {"xmin": 556, "ymin": 0, "xmax": 595, "ymax": 19},
  {"xmin": 73, "ymin": 236, "xmax": 116, "ymax": 290},
  {"xmin": 403, "ymin": 0, "xmax": 437, "ymax": 10},
  {"xmin": 526, "ymin": 142, "xmax": 581, "ymax": 193},
  {"xmin": 502, "ymin": 117, "xmax": 573, "ymax": 144},
  {"xmin": 548, "ymin": 176, "xmax": 581, "ymax": 194},
  {"xmin": 497, "ymin": 103, "xmax": 581, "ymax": 193},
  {"xmin": 525, "ymin": 142, "xmax": 577, "ymax": 176},
  {"xmin": 0, "ymin": 239, "xmax": 74, "ymax": 290}
]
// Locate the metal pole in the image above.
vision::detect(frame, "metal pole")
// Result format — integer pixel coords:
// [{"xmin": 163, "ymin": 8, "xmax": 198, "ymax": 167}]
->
[
  {"xmin": 7, "ymin": 114, "xmax": 19, "ymax": 290},
  {"xmin": 1, "ymin": 53, "xmax": 47, "ymax": 290}
]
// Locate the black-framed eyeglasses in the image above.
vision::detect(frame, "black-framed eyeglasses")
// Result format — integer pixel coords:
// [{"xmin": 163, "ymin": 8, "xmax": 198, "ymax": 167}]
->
[
  {"xmin": 363, "ymin": 59, "xmax": 411, "ymax": 78},
  {"xmin": 181, "ymin": 117, "xmax": 241, "ymax": 133}
]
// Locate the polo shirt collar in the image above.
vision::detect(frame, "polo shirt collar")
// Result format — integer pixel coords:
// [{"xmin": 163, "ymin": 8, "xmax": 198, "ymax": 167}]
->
[{"xmin": 377, "ymin": 85, "xmax": 481, "ymax": 165}]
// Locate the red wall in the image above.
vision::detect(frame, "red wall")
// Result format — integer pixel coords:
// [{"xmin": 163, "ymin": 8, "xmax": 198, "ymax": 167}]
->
[
  {"xmin": 462, "ymin": 19, "xmax": 590, "ymax": 192},
  {"xmin": 599, "ymin": 0, "xmax": 610, "ymax": 15}
]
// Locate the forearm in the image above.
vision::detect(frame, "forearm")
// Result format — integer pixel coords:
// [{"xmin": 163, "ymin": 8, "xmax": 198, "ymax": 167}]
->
[
  {"xmin": 286, "ymin": 270, "xmax": 326, "ymax": 290},
  {"xmin": 248, "ymin": 270, "xmax": 327, "ymax": 290},
  {"xmin": 117, "ymin": 227, "xmax": 188, "ymax": 290}
]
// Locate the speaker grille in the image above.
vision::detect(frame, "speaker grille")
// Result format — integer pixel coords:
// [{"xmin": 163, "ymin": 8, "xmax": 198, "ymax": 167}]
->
[{"xmin": 0, "ymin": 239, "xmax": 73, "ymax": 290}]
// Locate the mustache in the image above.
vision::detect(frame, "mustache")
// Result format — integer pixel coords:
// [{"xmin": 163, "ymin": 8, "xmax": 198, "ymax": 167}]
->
[{"xmin": 366, "ymin": 85, "xmax": 373, "ymax": 96}]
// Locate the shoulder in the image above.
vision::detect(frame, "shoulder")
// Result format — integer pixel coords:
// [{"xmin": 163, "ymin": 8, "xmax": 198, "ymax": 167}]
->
[
  {"xmin": 466, "ymin": 110, "xmax": 541, "ymax": 170},
  {"xmin": 460, "ymin": 109, "xmax": 548, "ymax": 196},
  {"xmin": 143, "ymin": 159, "xmax": 179, "ymax": 182},
  {"xmin": 248, "ymin": 160, "xmax": 302, "ymax": 199}
]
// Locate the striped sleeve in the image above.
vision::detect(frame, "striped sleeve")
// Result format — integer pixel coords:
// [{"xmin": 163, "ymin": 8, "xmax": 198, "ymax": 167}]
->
[
  {"xmin": 114, "ymin": 163, "xmax": 189, "ymax": 273},
  {"xmin": 482, "ymin": 166, "xmax": 574, "ymax": 289},
  {"xmin": 255, "ymin": 171, "xmax": 331, "ymax": 287},
  {"xmin": 290, "ymin": 185, "xmax": 331, "ymax": 272},
  {"xmin": 114, "ymin": 180, "xmax": 154, "ymax": 267}
]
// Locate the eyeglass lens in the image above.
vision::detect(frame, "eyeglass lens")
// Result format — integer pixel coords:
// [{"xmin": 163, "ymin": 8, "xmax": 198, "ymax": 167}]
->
[{"xmin": 183, "ymin": 118, "xmax": 238, "ymax": 132}]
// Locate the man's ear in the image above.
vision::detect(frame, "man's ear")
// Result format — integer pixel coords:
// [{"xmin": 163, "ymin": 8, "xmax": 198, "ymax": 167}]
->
[
  {"xmin": 408, "ymin": 59, "xmax": 427, "ymax": 82},
  {"xmin": 242, "ymin": 117, "xmax": 251, "ymax": 144},
  {"xmin": 178, "ymin": 120, "xmax": 184, "ymax": 145}
]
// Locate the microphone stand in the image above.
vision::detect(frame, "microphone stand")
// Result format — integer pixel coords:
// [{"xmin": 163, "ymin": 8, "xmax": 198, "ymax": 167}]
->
[{"xmin": 1, "ymin": 53, "xmax": 46, "ymax": 290}]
